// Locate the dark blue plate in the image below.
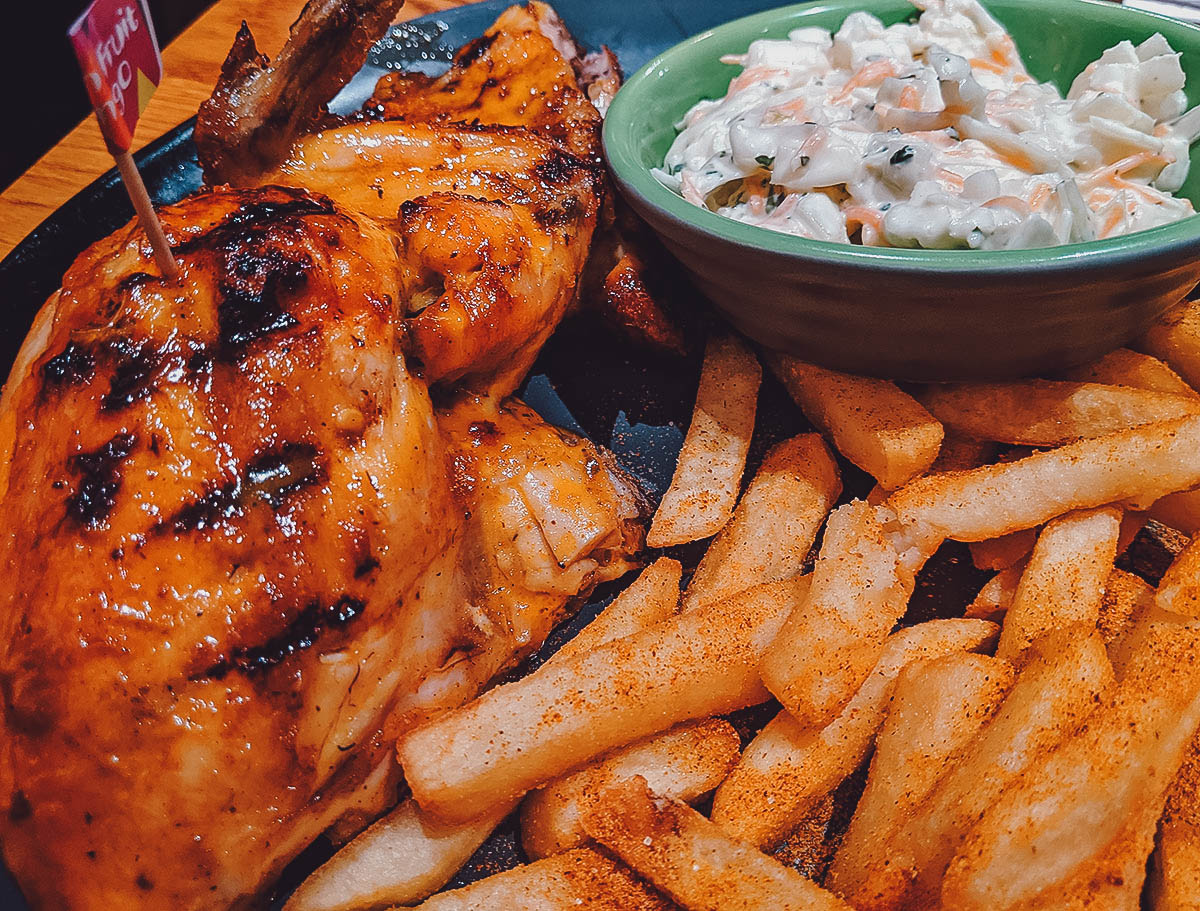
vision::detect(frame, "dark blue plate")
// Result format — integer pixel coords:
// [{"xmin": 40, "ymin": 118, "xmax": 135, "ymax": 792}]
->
[{"xmin": 0, "ymin": 2, "xmax": 991, "ymax": 907}]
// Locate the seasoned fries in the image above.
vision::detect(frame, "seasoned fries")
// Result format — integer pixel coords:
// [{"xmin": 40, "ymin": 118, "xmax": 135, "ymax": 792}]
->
[
  {"xmin": 398, "ymin": 578, "xmax": 807, "ymax": 823},
  {"xmin": 683, "ymin": 433, "xmax": 840, "ymax": 609},
  {"xmin": 551, "ymin": 557, "xmax": 682, "ymax": 664},
  {"xmin": 315, "ymin": 318, "xmax": 1200, "ymax": 908},
  {"xmin": 827, "ymin": 653, "xmax": 1013, "ymax": 900},
  {"xmin": 283, "ymin": 800, "xmax": 512, "ymax": 911},
  {"xmin": 711, "ymin": 619, "xmax": 997, "ymax": 849},
  {"xmin": 1098, "ymin": 567, "xmax": 1154, "ymax": 646},
  {"xmin": 963, "ymin": 564, "xmax": 1024, "ymax": 621},
  {"xmin": 888, "ymin": 415, "xmax": 1200, "ymax": 542},
  {"xmin": 1151, "ymin": 487, "xmax": 1200, "ymax": 535},
  {"xmin": 1138, "ymin": 298, "xmax": 1200, "ymax": 391},
  {"xmin": 968, "ymin": 527, "xmax": 1036, "ymax": 570},
  {"xmin": 582, "ymin": 777, "xmax": 852, "ymax": 910},
  {"xmin": 1062, "ymin": 347, "xmax": 1200, "ymax": 400},
  {"xmin": 647, "ymin": 333, "xmax": 761, "ymax": 547},
  {"xmin": 927, "ymin": 432, "xmax": 995, "ymax": 475},
  {"xmin": 995, "ymin": 507, "xmax": 1121, "ymax": 660},
  {"xmin": 1149, "ymin": 734, "xmax": 1200, "ymax": 910},
  {"xmin": 520, "ymin": 718, "xmax": 740, "ymax": 859},
  {"xmin": 765, "ymin": 352, "xmax": 943, "ymax": 489},
  {"xmin": 760, "ymin": 500, "xmax": 919, "ymax": 726},
  {"xmin": 846, "ymin": 629, "xmax": 1113, "ymax": 910},
  {"xmin": 920, "ymin": 380, "xmax": 1200, "ymax": 445},
  {"xmin": 1158, "ymin": 534, "xmax": 1200, "ymax": 619},
  {"xmin": 941, "ymin": 621, "xmax": 1200, "ymax": 910},
  {"xmin": 411, "ymin": 847, "xmax": 675, "ymax": 910}
]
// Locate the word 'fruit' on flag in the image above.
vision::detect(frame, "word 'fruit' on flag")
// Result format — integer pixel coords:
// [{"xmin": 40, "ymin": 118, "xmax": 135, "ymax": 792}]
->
[
  {"xmin": 68, "ymin": 0, "xmax": 163, "ymax": 153},
  {"xmin": 67, "ymin": 0, "xmax": 176, "ymax": 276}
]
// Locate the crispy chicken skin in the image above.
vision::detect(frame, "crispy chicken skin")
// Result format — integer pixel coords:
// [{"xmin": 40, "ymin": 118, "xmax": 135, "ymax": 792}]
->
[
  {"xmin": 196, "ymin": 0, "xmax": 408, "ymax": 185},
  {"xmin": 0, "ymin": 186, "xmax": 641, "ymax": 909},
  {"xmin": 263, "ymin": 122, "xmax": 604, "ymax": 394},
  {"xmin": 367, "ymin": 3, "xmax": 606, "ymax": 161}
]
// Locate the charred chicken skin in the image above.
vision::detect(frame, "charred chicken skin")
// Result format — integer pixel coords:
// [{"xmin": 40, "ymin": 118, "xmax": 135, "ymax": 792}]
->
[{"xmin": 0, "ymin": 2, "xmax": 649, "ymax": 908}]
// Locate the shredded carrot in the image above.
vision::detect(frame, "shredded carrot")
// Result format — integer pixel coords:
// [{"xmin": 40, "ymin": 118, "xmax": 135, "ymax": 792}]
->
[
  {"xmin": 990, "ymin": 145, "xmax": 1037, "ymax": 173},
  {"xmin": 936, "ymin": 168, "xmax": 965, "ymax": 190},
  {"xmin": 1029, "ymin": 182, "xmax": 1053, "ymax": 211},
  {"xmin": 729, "ymin": 66, "xmax": 787, "ymax": 93},
  {"xmin": 767, "ymin": 96, "xmax": 808, "ymax": 119},
  {"xmin": 969, "ymin": 57, "xmax": 1009, "ymax": 76},
  {"xmin": 844, "ymin": 205, "xmax": 885, "ymax": 234},
  {"xmin": 744, "ymin": 175, "xmax": 770, "ymax": 216},
  {"xmin": 834, "ymin": 60, "xmax": 897, "ymax": 102},
  {"xmin": 982, "ymin": 195, "xmax": 1032, "ymax": 217},
  {"xmin": 1100, "ymin": 205, "xmax": 1126, "ymax": 237},
  {"xmin": 991, "ymin": 36, "xmax": 1017, "ymax": 67},
  {"xmin": 1082, "ymin": 152, "xmax": 1168, "ymax": 187},
  {"xmin": 1111, "ymin": 175, "xmax": 1171, "ymax": 204}
]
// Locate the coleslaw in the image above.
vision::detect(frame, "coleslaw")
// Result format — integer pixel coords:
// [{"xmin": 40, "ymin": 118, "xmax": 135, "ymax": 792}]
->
[{"xmin": 655, "ymin": 0, "xmax": 1198, "ymax": 249}]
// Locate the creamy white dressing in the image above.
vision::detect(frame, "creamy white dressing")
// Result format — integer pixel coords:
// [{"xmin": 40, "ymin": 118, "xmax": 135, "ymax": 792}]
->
[{"xmin": 656, "ymin": 0, "xmax": 1198, "ymax": 249}]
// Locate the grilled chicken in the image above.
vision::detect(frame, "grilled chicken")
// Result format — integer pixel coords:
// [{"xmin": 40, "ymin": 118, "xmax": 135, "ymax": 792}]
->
[
  {"xmin": 0, "ymin": 2, "xmax": 656, "ymax": 904},
  {"xmin": 0, "ymin": 184, "xmax": 641, "ymax": 909},
  {"xmin": 367, "ymin": 3, "xmax": 607, "ymax": 161},
  {"xmin": 200, "ymin": 0, "xmax": 686, "ymax": 362},
  {"xmin": 196, "ymin": 0, "xmax": 408, "ymax": 185},
  {"xmin": 263, "ymin": 121, "xmax": 603, "ymax": 393}
]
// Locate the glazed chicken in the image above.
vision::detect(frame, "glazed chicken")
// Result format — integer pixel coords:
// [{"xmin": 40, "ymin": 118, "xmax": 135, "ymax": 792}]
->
[{"xmin": 0, "ymin": 3, "xmax": 649, "ymax": 909}]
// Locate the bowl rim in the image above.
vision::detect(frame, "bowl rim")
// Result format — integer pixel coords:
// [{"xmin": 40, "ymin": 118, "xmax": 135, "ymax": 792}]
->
[{"xmin": 603, "ymin": 0, "xmax": 1200, "ymax": 274}]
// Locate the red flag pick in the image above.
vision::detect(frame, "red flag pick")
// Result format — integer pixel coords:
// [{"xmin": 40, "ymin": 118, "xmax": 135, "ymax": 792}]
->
[{"xmin": 68, "ymin": 0, "xmax": 178, "ymax": 277}]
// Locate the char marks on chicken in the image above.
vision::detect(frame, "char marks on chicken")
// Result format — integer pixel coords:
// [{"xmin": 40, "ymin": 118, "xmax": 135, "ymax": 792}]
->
[{"xmin": 0, "ymin": 4, "xmax": 651, "ymax": 908}]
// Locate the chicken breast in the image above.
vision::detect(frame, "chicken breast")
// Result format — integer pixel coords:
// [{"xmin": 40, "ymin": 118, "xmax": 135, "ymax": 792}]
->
[{"xmin": 0, "ymin": 186, "xmax": 640, "ymax": 909}]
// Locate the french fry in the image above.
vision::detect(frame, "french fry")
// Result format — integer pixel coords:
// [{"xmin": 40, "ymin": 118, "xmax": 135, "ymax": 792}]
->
[
  {"xmin": 1061, "ymin": 347, "xmax": 1200, "ymax": 400},
  {"xmin": 1148, "ymin": 733, "xmax": 1200, "ymax": 911},
  {"xmin": 826, "ymin": 653, "xmax": 1014, "ymax": 901},
  {"xmin": 963, "ymin": 564, "xmax": 1024, "ymax": 621},
  {"xmin": 927, "ymin": 432, "xmax": 996, "ymax": 475},
  {"xmin": 552, "ymin": 557, "xmax": 682, "ymax": 665},
  {"xmin": 971, "ymin": 510, "xmax": 1140, "ymax": 577},
  {"xmin": 398, "ymin": 578, "xmax": 807, "ymax": 824},
  {"xmin": 759, "ymin": 500, "xmax": 921, "ymax": 727},
  {"xmin": 969, "ymin": 528, "xmax": 1037, "ymax": 570},
  {"xmin": 289, "ymin": 555, "xmax": 687, "ymax": 909},
  {"xmin": 520, "ymin": 718, "xmax": 740, "ymax": 859},
  {"xmin": 846, "ymin": 628, "xmax": 1113, "ymax": 910},
  {"xmin": 940, "ymin": 620, "xmax": 1200, "ymax": 910},
  {"xmin": 411, "ymin": 847, "xmax": 676, "ymax": 910},
  {"xmin": 1157, "ymin": 534, "xmax": 1200, "ymax": 620},
  {"xmin": 995, "ymin": 507, "xmax": 1121, "ymax": 661},
  {"xmin": 647, "ymin": 333, "xmax": 761, "ymax": 547},
  {"xmin": 887, "ymin": 415, "xmax": 1200, "ymax": 542},
  {"xmin": 1151, "ymin": 487, "xmax": 1200, "ymax": 535},
  {"xmin": 711, "ymin": 618, "xmax": 998, "ymax": 849},
  {"xmin": 765, "ymin": 352, "xmax": 943, "ymax": 490},
  {"xmin": 683, "ymin": 433, "xmax": 840, "ymax": 609},
  {"xmin": 1098, "ymin": 567, "xmax": 1154, "ymax": 646},
  {"xmin": 1137, "ymin": 298, "xmax": 1200, "ymax": 391},
  {"xmin": 284, "ymin": 800, "xmax": 513, "ymax": 911},
  {"xmin": 582, "ymin": 777, "xmax": 853, "ymax": 911},
  {"xmin": 919, "ymin": 380, "xmax": 1200, "ymax": 446}
]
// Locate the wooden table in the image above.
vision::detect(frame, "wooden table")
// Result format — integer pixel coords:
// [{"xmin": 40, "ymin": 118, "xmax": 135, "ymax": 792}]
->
[{"xmin": 0, "ymin": 0, "xmax": 460, "ymax": 261}]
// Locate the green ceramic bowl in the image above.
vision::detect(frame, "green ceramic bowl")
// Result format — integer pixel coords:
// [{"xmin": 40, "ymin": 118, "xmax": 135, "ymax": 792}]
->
[{"xmin": 604, "ymin": 0, "xmax": 1200, "ymax": 380}]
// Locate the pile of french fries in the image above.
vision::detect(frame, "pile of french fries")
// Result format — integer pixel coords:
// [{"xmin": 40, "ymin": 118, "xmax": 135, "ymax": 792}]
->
[{"xmin": 284, "ymin": 296, "xmax": 1200, "ymax": 910}]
